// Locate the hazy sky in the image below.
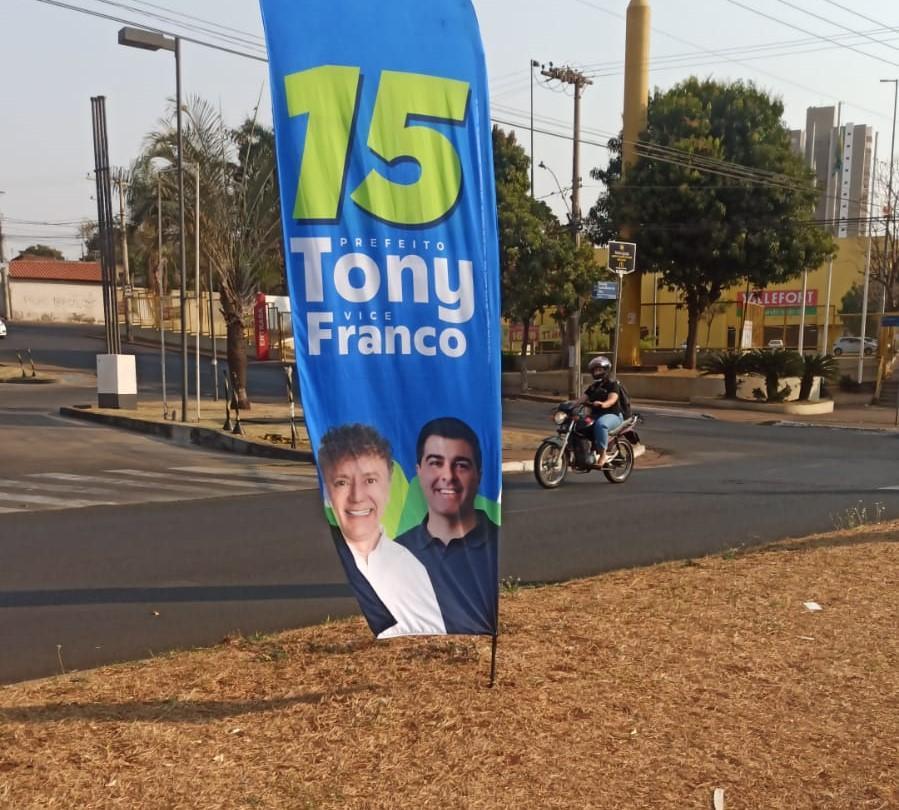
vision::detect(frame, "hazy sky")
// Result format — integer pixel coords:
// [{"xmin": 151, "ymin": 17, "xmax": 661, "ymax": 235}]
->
[{"xmin": 2, "ymin": 0, "xmax": 898, "ymax": 259}]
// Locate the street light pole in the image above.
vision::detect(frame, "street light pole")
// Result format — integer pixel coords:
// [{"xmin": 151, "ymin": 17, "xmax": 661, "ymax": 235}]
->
[
  {"xmin": 538, "ymin": 161, "xmax": 571, "ymax": 216},
  {"xmin": 194, "ymin": 163, "xmax": 201, "ymax": 421},
  {"xmin": 881, "ymin": 79, "xmax": 898, "ymax": 309},
  {"xmin": 118, "ymin": 26, "xmax": 187, "ymax": 421},
  {"xmin": 859, "ymin": 133, "xmax": 879, "ymax": 386},
  {"xmin": 174, "ymin": 36, "xmax": 188, "ymax": 423},
  {"xmin": 157, "ymin": 176, "xmax": 168, "ymax": 418},
  {"xmin": 530, "ymin": 59, "xmax": 539, "ymax": 197}
]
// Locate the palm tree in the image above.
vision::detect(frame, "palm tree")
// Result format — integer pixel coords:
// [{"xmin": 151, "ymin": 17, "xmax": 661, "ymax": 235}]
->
[
  {"xmin": 698, "ymin": 350, "xmax": 748, "ymax": 399},
  {"xmin": 134, "ymin": 96, "xmax": 282, "ymax": 408},
  {"xmin": 798, "ymin": 353, "xmax": 838, "ymax": 401},
  {"xmin": 745, "ymin": 350, "xmax": 804, "ymax": 402}
]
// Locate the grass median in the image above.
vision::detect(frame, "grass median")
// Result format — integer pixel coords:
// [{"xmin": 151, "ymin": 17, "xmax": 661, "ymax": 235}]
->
[{"xmin": 1, "ymin": 524, "xmax": 896, "ymax": 809}]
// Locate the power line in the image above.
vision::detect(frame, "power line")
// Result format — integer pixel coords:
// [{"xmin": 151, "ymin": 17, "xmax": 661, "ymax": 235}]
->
[
  {"xmin": 819, "ymin": 0, "xmax": 899, "ymax": 37},
  {"xmin": 584, "ymin": 35, "xmax": 899, "ymax": 80},
  {"xmin": 723, "ymin": 0, "xmax": 899, "ymax": 68},
  {"xmin": 123, "ymin": 0, "xmax": 265, "ymax": 43},
  {"xmin": 562, "ymin": 0, "xmax": 890, "ymax": 123},
  {"xmin": 771, "ymin": 0, "xmax": 899, "ymax": 54},
  {"xmin": 494, "ymin": 102, "xmax": 838, "ymax": 197},
  {"xmin": 88, "ymin": 0, "xmax": 267, "ymax": 52},
  {"xmin": 581, "ymin": 26, "xmax": 899, "ymax": 73},
  {"xmin": 29, "ymin": 0, "xmax": 269, "ymax": 63}
]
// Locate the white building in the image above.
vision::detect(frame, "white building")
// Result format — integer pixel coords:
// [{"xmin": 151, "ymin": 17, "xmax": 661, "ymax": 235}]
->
[
  {"xmin": 4, "ymin": 258, "xmax": 105, "ymax": 323},
  {"xmin": 793, "ymin": 106, "xmax": 874, "ymax": 238}
]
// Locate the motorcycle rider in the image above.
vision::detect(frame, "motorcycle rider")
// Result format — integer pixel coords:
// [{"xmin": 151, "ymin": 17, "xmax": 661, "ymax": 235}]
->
[{"xmin": 577, "ymin": 355, "xmax": 623, "ymax": 467}]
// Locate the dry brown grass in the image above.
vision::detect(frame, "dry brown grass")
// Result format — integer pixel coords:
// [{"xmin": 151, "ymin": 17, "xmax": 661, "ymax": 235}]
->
[{"xmin": 1, "ymin": 525, "xmax": 897, "ymax": 809}]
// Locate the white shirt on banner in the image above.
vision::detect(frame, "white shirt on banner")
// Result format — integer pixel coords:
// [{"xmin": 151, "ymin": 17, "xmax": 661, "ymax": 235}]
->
[{"xmin": 349, "ymin": 531, "xmax": 446, "ymax": 638}]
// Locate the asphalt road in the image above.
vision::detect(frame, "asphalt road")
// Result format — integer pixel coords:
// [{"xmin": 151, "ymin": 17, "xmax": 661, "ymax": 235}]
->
[
  {"xmin": 0, "ymin": 321, "xmax": 290, "ymax": 403},
  {"xmin": 2, "ymin": 323, "xmax": 898, "ymax": 684}
]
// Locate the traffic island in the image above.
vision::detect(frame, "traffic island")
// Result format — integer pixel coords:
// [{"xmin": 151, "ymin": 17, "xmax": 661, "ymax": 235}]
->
[
  {"xmin": 1, "ymin": 523, "xmax": 895, "ymax": 807},
  {"xmin": 0, "ymin": 363, "xmax": 57, "ymax": 384},
  {"xmin": 690, "ymin": 396, "xmax": 836, "ymax": 415},
  {"xmin": 60, "ymin": 400, "xmax": 315, "ymax": 463}
]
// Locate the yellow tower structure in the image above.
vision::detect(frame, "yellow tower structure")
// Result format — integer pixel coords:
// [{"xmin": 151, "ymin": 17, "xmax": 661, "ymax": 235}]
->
[{"xmin": 617, "ymin": 0, "xmax": 650, "ymax": 369}]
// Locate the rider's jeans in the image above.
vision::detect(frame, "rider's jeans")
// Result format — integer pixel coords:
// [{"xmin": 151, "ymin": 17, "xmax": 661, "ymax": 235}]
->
[{"xmin": 593, "ymin": 412, "xmax": 623, "ymax": 451}]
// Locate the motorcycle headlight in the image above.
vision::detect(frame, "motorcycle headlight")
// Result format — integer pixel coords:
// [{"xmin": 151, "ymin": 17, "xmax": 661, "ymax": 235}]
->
[{"xmin": 553, "ymin": 410, "xmax": 567, "ymax": 425}]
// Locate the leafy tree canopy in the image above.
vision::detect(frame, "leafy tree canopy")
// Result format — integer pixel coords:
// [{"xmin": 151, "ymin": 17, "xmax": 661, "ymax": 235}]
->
[
  {"xmin": 493, "ymin": 127, "xmax": 602, "ymax": 357},
  {"xmin": 588, "ymin": 77, "xmax": 835, "ymax": 368},
  {"xmin": 16, "ymin": 244, "xmax": 64, "ymax": 261}
]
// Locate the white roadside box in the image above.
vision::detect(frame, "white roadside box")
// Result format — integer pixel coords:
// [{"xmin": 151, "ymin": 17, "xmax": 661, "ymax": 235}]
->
[{"xmin": 96, "ymin": 354, "xmax": 137, "ymax": 409}]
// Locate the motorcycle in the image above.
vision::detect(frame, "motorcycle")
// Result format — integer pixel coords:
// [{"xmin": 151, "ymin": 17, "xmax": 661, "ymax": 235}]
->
[{"xmin": 534, "ymin": 402, "xmax": 643, "ymax": 488}]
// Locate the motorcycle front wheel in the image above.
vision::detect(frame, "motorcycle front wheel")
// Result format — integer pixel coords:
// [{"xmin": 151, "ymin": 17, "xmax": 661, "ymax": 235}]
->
[
  {"xmin": 534, "ymin": 440, "xmax": 568, "ymax": 488},
  {"xmin": 603, "ymin": 439, "xmax": 634, "ymax": 484}
]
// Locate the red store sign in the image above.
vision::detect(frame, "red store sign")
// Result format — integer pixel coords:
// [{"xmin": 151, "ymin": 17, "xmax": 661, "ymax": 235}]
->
[{"xmin": 738, "ymin": 289, "xmax": 818, "ymax": 307}]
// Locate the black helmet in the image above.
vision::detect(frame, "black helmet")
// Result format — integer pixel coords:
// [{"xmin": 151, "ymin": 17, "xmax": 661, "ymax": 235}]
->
[{"xmin": 588, "ymin": 356, "xmax": 611, "ymax": 378}]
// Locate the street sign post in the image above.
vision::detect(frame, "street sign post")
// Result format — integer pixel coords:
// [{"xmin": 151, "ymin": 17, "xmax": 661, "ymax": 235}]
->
[
  {"xmin": 608, "ymin": 240, "xmax": 637, "ymax": 275},
  {"xmin": 607, "ymin": 241, "xmax": 637, "ymax": 377}
]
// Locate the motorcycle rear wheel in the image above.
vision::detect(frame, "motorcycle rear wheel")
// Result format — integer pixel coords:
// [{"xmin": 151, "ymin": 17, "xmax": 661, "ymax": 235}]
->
[
  {"xmin": 534, "ymin": 440, "xmax": 568, "ymax": 488},
  {"xmin": 603, "ymin": 439, "xmax": 634, "ymax": 484}
]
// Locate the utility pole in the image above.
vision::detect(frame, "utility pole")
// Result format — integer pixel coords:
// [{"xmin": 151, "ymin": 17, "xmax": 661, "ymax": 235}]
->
[
  {"xmin": 881, "ymin": 79, "xmax": 898, "ymax": 311},
  {"xmin": 541, "ymin": 63, "xmax": 592, "ymax": 397},
  {"xmin": 822, "ymin": 102, "xmax": 842, "ymax": 354},
  {"xmin": 0, "ymin": 193, "xmax": 10, "ymax": 320},
  {"xmin": 114, "ymin": 173, "xmax": 133, "ymax": 342}
]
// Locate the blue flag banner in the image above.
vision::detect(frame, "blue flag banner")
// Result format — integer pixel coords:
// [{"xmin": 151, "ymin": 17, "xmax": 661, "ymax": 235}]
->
[{"xmin": 260, "ymin": 0, "xmax": 501, "ymax": 637}]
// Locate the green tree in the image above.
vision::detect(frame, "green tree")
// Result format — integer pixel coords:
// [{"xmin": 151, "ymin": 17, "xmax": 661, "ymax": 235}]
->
[
  {"xmin": 134, "ymin": 97, "xmax": 282, "ymax": 408},
  {"xmin": 588, "ymin": 78, "xmax": 834, "ymax": 369},
  {"xmin": 493, "ymin": 127, "xmax": 600, "ymax": 373},
  {"xmin": 839, "ymin": 281, "xmax": 882, "ymax": 337},
  {"xmin": 16, "ymin": 244, "xmax": 64, "ymax": 261}
]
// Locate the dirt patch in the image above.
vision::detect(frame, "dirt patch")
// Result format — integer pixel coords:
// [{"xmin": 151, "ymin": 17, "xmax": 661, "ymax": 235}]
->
[{"xmin": 1, "ymin": 526, "xmax": 896, "ymax": 809}]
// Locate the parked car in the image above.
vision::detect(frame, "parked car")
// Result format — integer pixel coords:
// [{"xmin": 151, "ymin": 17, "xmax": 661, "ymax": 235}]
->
[
  {"xmin": 0, "ymin": 317, "xmax": 6, "ymax": 339},
  {"xmin": 767, "ymin": 339, "xmax": 784, "ymax": 350},
  {"xmin": 832, "ymin": 336, "xmax": 877, "ymax": 356}
]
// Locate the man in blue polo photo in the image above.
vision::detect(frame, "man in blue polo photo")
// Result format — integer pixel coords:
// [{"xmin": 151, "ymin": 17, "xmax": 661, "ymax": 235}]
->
[{"xmin": 397, "ymin": 417, "xmax": 498, "ymax": 635}]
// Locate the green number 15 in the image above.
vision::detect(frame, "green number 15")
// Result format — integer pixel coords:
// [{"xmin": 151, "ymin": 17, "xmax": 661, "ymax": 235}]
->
[{"xmin": 284, "ymin": 66, "xmax": 470, "ymax": 227}]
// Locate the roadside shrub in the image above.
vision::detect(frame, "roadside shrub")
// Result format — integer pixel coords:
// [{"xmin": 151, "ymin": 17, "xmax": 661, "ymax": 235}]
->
[
  {"xmin": 745, "ymin": 349, "xmax": 803, "ymax": 401},
  {"xmin": 798, "ymin": 353, "xmax": 839, "ymax": 400},
  {"xmin": 667, "ymin": 357, "xmax": 684, "ymax": 370},
  {"xmin": 698, "ymin": 350, "xmax": 748, "ymax": 399}
]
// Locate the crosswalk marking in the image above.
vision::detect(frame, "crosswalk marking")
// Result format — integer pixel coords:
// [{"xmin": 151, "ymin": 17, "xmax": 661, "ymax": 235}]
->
[
  {"xmin": 0, "ymin": 465, "xmax": 318, "ymax": 517},
  {"xmin": 30, "ymin": 471, "xmax": 237, "ymax": 496},
  {"xmin": 171, "ymin": 465, "xmax": 319, "ymax": 482},
  {"xmin": 0, "ymin": 491, "xmax": 115, "ymax": 508},
  {"xmin": 106, "ymin": 468, "xmax": 296, "ymax": 491},
  {"xmin": 0, "ymin": 478, "xmax": 113, "ymax": 497}
]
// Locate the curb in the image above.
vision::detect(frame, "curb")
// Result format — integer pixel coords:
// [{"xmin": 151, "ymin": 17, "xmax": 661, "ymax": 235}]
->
[
  {"xmin": 763, "ymin": 419, "xmax": 899, "ymax": 434},
  {"xmin": 59, "ymin": 406, "xmax": 315, "ymax": 463},
  {"xmin": 59, "ymin": 406, "xmax": 551, "ymax": 471},
  {"xmin": 502, "ymin": 460, "xmax": 534, "ymax": 473}
]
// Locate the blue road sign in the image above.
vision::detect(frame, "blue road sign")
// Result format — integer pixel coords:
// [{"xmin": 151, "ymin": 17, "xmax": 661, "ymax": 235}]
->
[
  {"xmin": 593, "ymin": 281, "xmax": 619, "ymax": 300},
  {"xmin": 882, "ymin": 315, "xmax": 899, "ymax": 327}
]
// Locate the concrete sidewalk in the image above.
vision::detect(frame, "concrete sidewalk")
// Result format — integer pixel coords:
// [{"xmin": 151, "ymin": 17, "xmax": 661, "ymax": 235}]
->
[{"xmin": 504, "ymin": 384, "xmax": 899, "ymax": 432}]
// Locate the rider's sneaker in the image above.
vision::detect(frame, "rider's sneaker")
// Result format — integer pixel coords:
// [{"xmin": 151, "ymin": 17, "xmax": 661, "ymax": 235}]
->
[{"xmin": 598, "ymin": 448, "xmax": 618, "ymax": 466}]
